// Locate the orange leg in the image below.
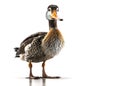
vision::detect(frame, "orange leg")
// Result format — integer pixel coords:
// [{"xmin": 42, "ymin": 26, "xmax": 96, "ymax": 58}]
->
[
  {"xmin": 28, "ymin": 61, "xmax": 34, "ymax": 78},
  {"xmin": 28, "ymin": 61, "xmax": 39, "ymax": 79},
  {"xmin": 42, "ymin": 61, "xmax": 48, "ymax": 77},
  {"xmin": 42, "ymin": 61, "xmax": 60, "ymax": 78}
]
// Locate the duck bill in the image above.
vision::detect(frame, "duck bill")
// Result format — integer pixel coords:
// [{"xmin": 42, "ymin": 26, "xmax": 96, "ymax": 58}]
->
[
  {"xmin": 51, "ymin": 10, "xmax": 63, "ymax": 21},
  {"xmin": 51, "ymin": 10, "xmax": 58, "ymax": 19}
]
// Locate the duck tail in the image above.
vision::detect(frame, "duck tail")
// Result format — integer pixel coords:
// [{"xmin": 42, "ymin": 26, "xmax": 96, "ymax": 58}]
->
[{"xmin": 14, "ymin": 47, "xmax": 20, "ymax": 58}]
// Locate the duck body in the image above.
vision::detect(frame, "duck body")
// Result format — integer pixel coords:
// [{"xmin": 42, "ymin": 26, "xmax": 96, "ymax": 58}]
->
[{"xmin": 18, "ymin": 27, "xmax": 64, "ymax": 62}]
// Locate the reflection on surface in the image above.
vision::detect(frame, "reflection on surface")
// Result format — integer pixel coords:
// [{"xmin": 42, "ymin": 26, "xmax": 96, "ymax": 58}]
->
[
  {"xmin": 11, "ymin": 77, "xmax": 71, "ymax": 86},
  {"xmin": 42, "ymin": 79, "xmax": 46, "ymax": 86},
  {"xmin": 29, "ymin": 78, "xmax": 46, "ymax": 86},
  {"xmin": 25, "ymin": 77, "xmax": 70, "ymax": 86},
  {"xmin": 29, "ymin": 79, "xmax": 32, "ymax": 86}
]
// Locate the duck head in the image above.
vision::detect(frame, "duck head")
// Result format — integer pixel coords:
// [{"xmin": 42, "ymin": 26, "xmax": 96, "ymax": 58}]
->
[{"xmin": 46, "ymin": 5, "xmax": 63, "ymax": 21}]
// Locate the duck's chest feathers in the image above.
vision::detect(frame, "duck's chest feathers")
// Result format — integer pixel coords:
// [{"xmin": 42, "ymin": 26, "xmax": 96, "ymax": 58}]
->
[{"xmin": 42, "ymin": 29, "xmax": 64, "ymax": 57}]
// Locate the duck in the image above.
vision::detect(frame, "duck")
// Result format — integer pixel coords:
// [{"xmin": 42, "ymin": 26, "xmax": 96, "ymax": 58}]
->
[{"xmin": 14, "ymin": 4, "xmax": 64, "ymax": 79}]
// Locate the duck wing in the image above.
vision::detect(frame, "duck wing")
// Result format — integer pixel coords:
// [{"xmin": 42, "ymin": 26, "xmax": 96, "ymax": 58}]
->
[{"xmin": 18, "ymin": 32, "xmax": 47, "ymax": 55}]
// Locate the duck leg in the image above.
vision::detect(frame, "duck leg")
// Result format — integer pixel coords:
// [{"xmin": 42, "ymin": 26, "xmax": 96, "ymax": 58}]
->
[
  {"xmin": 42, "ymin": 61, "xmax": 48, "ymax": 78},
  {"xmin": 28, "ymin": 60, "xmax": 39, "ymax": 79},
  {"xmin": 28, "ymin": 60, "xmax": 34, "ymax": 78},
  {"xmin": 42, "ymin": 61, "xmax": 60, "ymax": 78}
]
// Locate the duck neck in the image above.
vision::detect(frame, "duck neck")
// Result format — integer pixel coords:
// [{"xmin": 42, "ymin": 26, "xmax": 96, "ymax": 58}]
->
[{"xmin": 48, "ymin": 20, "xmax": 57, "ymax": 29}]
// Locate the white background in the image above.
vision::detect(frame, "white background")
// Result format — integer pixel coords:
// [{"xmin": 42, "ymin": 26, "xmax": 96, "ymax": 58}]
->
[{"xmin": 0, "ymin": 0, "xmax": 120, "ymax": 86}]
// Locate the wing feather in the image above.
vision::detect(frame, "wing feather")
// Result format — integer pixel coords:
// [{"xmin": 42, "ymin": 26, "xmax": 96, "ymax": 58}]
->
[{"xmin": 18, "ymin": 32, "xmax": 47, "ymax": 54}]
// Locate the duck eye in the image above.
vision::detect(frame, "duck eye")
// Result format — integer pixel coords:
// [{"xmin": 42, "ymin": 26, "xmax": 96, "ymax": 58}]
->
[
  {"xmin": 48, "ymin": 8, "xmax": 51, "ymax": 11},
  {"xmin": 56, "ymin": 8, "xmax": 59, "ymax": 11}
]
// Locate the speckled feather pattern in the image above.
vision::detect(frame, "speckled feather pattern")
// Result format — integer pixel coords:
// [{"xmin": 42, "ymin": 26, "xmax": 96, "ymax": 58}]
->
[
  {"xmin": 24, "ymin": 37, "xmax": 45, "ymax": 62},
  {"xmin": 20, "ymin": 28, "xmax": 64, "ymax": 62},
  {"xmin": 18, "ymin": 32, "xmax": 47, "ymax": 54}
]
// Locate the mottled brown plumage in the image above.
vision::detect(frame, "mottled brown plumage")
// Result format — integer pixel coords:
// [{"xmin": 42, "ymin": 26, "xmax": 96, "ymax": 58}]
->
[
  {"xmin": 42, "ymin": 28, "xmax": 64, "ymax": 58},
  {"xmin": 17, "ymin": 32, "xmax": 47, "ymax": 55},
  {"xmin": 14, "ymin": 5, "xmax": 64, "ymax": 79}
]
